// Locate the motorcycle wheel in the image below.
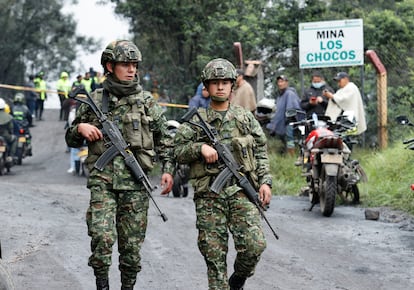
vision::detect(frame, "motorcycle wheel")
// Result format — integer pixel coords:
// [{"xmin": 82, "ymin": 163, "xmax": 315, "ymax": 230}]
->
[
  {"xmin": 15, "ymin": 147, "xmax": 24, "ymax": 165},
  {"xmin": 350, "ymin": 184, "xmax": 360, "ymax": 204},
  {"xmin": 0, "ymin": 157, "xmax": 5, "ymax": 176},
  {"xmin": 320, "ymin": 165, "xmax": 337, "ymax": 217}
]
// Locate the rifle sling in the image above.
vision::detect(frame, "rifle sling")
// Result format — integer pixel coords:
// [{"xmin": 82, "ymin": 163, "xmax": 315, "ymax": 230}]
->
[{"xmin": 102, "ymin": 89, "xmax": 110, "ymax": 114}]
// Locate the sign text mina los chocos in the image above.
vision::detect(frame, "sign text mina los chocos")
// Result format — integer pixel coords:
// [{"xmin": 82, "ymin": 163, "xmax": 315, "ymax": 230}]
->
[{"xmin": 299, "ymin": 19, "xmax": 364, "ymax": 69}]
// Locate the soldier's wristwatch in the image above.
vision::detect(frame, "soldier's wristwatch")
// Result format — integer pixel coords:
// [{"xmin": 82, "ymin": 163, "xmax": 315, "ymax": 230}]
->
[{"xmin": 263, "ymin": 180, "xmax": 272, "ymax": 189}]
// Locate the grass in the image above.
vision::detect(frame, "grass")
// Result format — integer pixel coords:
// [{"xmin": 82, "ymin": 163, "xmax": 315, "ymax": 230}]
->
[{"xmin": 268, "ymin": 139, "xmax": 414, "ymax": 215}]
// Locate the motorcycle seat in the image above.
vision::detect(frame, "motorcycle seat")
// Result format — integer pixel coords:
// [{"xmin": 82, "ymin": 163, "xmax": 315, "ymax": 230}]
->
[{"xmin": 313, "ymin": 135, "xmax": 343, "ymax": 150}]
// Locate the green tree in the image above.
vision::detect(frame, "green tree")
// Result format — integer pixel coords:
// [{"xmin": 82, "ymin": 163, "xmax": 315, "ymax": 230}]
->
[
  {"xmin": 106, "ymin": 0, "xmax": 272, "ymax": 99},
  {"xmin": 0, "ymin": 0, "xmax": 98, "ymax": 96}
]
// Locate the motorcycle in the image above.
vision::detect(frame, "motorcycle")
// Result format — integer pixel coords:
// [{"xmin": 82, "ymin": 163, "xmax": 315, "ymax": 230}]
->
[
  {"xmin": 0, "ymin": 136, "xmax": 13, "ymax": 175},
  {"xmin": 14, "ymin": 123, "xmax": 32, "ymax": 165},
  {"xmin": 290, "ymin": 110, "xmax": 367, "ymax": 217}
]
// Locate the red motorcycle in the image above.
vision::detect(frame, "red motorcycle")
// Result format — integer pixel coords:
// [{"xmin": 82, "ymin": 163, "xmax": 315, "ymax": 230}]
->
[{"xmin": 290, "ymin": 111, "xmax": 367, "ymax": 217}]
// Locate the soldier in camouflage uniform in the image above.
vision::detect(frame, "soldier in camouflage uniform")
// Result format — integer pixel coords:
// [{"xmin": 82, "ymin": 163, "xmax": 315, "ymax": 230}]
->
[
  {"xmin": 65, "ymin": 40, "xmax": 174, "ymax": 290},
  {"xmin": 174, "ymin": 58, "xmax": 273, "ymax": 290}
]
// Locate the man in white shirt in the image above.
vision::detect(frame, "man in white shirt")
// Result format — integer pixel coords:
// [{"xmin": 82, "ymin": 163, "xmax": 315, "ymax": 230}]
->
[{"xmin": 323, "ymin": 72, "xmax": 367, "ymax": 134}]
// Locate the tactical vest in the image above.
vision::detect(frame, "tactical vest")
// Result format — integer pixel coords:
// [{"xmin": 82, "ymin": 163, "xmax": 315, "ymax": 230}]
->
[
  {"xmin": 189, "ymin": 106, "xmax": 258, "ymax": 193},
  {"xmin": 85, "ymin": 89, "xmax": 156, "ymax": 171}
]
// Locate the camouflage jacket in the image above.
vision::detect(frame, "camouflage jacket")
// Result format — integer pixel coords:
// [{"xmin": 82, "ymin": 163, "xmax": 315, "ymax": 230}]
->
[
  {"xmin": 174, "ymin": 104, "xmax": 272, "ymax": 197},
  {"xmin": 65, "ymin": 88, "xmax": 175, "ymax": 190}
]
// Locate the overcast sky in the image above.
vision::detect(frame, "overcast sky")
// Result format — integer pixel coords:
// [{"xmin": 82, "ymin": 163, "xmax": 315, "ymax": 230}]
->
[{"xmin": 62, "ymin": 1, "xmax": 130, "ymax": 74}]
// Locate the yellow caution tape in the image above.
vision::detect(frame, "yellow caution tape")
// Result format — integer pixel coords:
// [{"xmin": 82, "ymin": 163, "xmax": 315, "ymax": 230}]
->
[
  {"xmin": 158, "ymin": 102, "xmax": 189, "ymax": 108},
  {"xmin": 0, "ymin": 83, "xmax": 59, "ymax": 94},
  {"xmin": 0, "ymin": 83, "xmax": 189, "ymax": 108}
]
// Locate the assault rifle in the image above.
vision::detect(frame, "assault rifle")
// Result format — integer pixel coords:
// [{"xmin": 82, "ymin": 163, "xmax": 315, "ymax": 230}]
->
[
  {"xmin": 69, "ymin": 86, "xmax": 168, "ymax": 222},
  {"xmin": 181, "ymin": 107, "xmax": 279, "ymax": 240}
]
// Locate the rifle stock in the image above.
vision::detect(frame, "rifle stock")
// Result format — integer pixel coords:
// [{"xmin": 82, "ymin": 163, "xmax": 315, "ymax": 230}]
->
[
  {"xmin": 70, "ymin": 86, "xmax": 168, "ymax": 222},
  {"xmin": 180, "ymin": 109, "xmax": 279, "ymax": 239}
]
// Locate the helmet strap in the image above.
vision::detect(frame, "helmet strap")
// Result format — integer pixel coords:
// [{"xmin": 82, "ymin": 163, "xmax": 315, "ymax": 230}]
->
[{"xmin": 211, "ymin": 95, "xmax": 228, "ymax": 102}]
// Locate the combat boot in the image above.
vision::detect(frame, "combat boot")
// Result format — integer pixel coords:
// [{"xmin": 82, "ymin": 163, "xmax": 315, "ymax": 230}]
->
[
  {"xmin": 121, "ymin": 272, "xmax": 136, "ymax": 289},
  {"xmin": 96, "ymin": 277, "xmax": 109, "ymax": 290},
  {"xmin": 229, "ymin": 273, "xmax": 246, "ymax": 290}
]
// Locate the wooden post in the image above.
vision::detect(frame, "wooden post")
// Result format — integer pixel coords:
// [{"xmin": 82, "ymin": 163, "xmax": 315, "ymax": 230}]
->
[
  {"xmin": 366, "ymin": 50, "xmax": 387, "ymax": 149},
  {"xmin": 233, "ymin": 42, "xmax": 243, "ymax": 69}
]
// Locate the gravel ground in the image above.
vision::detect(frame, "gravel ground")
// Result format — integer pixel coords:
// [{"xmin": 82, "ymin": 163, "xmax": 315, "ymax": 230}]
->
[{"xmin": 0, "ymin": 109, "xmax": 413, "ymax": 290}]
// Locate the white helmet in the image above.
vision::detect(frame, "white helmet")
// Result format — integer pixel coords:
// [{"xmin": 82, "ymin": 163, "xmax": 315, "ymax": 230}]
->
[
  {"xmin": 0, "ymin": 98, "xmax": 6, "ymax": 109},
  {"xmin": 166, "ymin": 120, "xmax": 180, "ymax": 130},
  {"xmin": 255, "ymin": 98, "xmax": 276, "ymax": 119},
  {"xmin": 166, "ymin": 120, "xmax": 181, "ymax": 137}
]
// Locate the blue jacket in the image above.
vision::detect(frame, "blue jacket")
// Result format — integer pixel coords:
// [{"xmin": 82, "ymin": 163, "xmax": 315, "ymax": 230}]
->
[
  {"xmin": 267, "ymin": 87, "xmax": 301, "ymax": 136},
  {"xmin": 188, "ymin": 83, "xmax": 210, "ymax": 109}
]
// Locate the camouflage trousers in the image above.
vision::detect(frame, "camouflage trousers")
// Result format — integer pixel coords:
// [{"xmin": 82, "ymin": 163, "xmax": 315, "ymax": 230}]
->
[
  {"xmin": 195, "ymin": 191, "xmax": 267, "ymax": 290},
  {"xmin": 86, "ymin": 183, "xmax": 149, "ymax": 287}
]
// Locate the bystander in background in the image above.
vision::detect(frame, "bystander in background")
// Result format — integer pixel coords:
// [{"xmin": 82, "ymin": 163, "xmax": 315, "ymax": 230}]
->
[{"xmin": 231, "ymin": 68, "xmax": 256, "ymax": 113}]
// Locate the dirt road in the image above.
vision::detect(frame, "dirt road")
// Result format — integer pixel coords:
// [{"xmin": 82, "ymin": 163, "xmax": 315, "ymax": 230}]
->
[{"xmin": 1, "ymin": 109, "xmax": 413, "ymax": 290}]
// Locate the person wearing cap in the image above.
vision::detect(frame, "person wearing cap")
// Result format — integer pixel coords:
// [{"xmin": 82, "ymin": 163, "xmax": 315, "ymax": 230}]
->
[
  {"xmin": 231, "ymin": 68, "xmax": 257, "ymax": 113},
  {"xmin": 266, "ymin": 74, "xmax": 301, "ymax": 156},
  {"xmin": 72, "ymin": 74, "xmax": 83, "ymax": 88},
  {"xmin": 300, "ymin": 71, "xmax": 334, "ymax": 118},
  {"xmin": 323, "ymin": 72, "xmax": 366, "ymax": 135}
]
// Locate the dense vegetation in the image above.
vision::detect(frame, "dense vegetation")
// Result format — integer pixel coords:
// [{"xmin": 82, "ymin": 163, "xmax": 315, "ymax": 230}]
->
[{"xmin": 0, "ymin": 0, "xmax": 98, "ymax": 98}]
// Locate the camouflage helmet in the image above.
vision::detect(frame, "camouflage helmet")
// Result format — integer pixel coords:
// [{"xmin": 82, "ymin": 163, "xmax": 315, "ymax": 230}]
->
[
  {"xmin": 101, "ymin": 40, "xmax": 142, "ymax": 69},
  {"xmin": 14, "ymin": 92, "xmax": 25, "ymax": 103},
  {"xmin": 201, "ymin": 58, "xmax": 237, "ymax": 85}
]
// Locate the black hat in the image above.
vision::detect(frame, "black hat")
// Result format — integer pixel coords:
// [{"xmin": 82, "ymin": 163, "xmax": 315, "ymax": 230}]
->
[
  {"xmin": 333, "ymin": 72, "xmax": 349, "ymax": 81},
  {"xmin": 276, "ymin": 75, "xmax": 288, "ymax": 81},
  {"xmin": 311, "ymin": 71, "xmax": 322, "ymax": 78}
]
